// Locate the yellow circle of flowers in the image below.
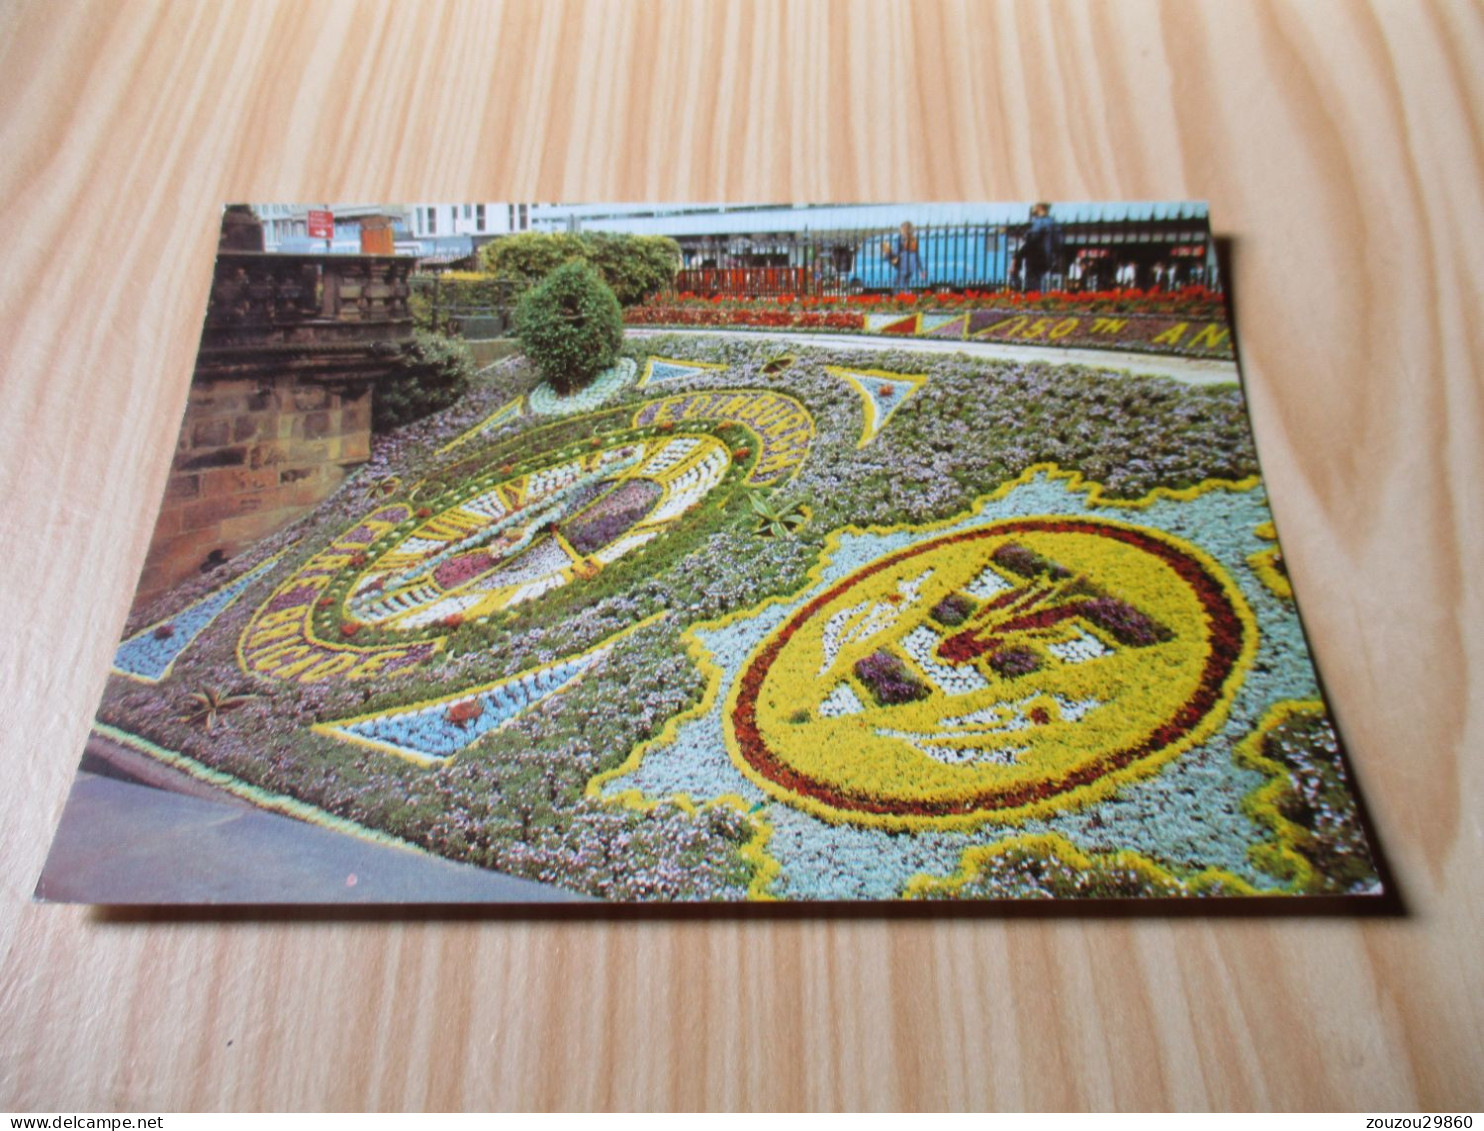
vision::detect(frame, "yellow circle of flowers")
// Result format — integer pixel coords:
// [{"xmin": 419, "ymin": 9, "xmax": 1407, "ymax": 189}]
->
[{"xmin": 726, "ymin": 516, "xmax": 1257, "ymax": 830}]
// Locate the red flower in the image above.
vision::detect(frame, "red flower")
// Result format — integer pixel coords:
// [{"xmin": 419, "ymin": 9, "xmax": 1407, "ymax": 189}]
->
[
  {"xmin": 340, "ymin": 622, "xmax": 361, "ymax": 638},
  {"xmin": 447, "ymin": 699, "xmax": 483, "ymax": 727},
  {"xmin": 733, "ymin": 447, "xmax": 751, "ymax": 460},
  {"xmin": 416, "ymin": 507, "xmax": 432, "ymax": 519}
]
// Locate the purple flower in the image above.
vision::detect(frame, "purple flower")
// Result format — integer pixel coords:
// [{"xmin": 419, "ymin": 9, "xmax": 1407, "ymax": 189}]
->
[
  {"xmin": 854, "ymin": 650, "xmax": 929, "ymax": 706},
  {"xmin": 1079, "ymin": 597, "xmax": 1170, "ymax": 647},
  {"xmin": 988, "ymin": 646, "xmax": 1041, "ymax": 678}
]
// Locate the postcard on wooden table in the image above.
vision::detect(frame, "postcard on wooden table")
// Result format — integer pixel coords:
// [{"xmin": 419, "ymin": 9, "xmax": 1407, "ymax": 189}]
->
[{"xmin": 36, "ymin": 201, "xmax": 1384, "ymax": 904}]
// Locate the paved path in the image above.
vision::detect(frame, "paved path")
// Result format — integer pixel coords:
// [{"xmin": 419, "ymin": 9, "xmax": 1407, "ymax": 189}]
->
[
  {"xmin": 629, "ymin": 328, "xmax": 1240, "ymax": 386},
  {"xmin": 37, "ymin": 741, "xmax": 590, "ymax": 904}
]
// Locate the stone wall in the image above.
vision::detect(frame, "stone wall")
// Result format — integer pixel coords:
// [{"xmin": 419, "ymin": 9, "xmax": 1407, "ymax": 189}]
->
[
  {"xmin": 132, "ymin": 230, "xmax": 413, "ymax": 613},
  {"xmin": 135, "ymin": 372, "xmax": 375, "ymax": 609}
]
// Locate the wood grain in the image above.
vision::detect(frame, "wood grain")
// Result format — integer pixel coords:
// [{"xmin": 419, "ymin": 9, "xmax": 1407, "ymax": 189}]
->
[{"xmin": 1, "ymin": 0, "xmax": 1481, "ymax": 1111}]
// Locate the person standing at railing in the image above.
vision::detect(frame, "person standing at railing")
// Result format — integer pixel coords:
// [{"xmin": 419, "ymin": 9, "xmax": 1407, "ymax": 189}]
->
[
  {"xmin": 883, "ymin": 221, "xmax": 922, "ymax": 290},
  {"xmin": 1012, "ymin": 202, "xmax": 1065, "ymax": 293}
]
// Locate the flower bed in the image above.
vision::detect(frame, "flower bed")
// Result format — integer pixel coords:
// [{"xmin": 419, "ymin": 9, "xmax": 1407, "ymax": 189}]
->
[
  {"xmin": 626, "ymin": 306, "xmax": 868, "ymax": 332},
  {"xmin": 653, "ymin": 285, "xmax": 1226, "ymax": 317},
  {"xmin": 91, "ymin": 333, "xmax": 1373, "ymax": 902},
  {"xmin": 527, "ymin": 356, "xmax": 637, "ymax": 416},
  {"xmin": 625, "ymin": 287, "xmax": 1234, "ymax": 359}
]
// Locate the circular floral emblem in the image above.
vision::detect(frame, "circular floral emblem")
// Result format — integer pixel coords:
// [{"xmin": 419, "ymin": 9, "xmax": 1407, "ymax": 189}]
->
[{"xmin": 727, "ymin": 516, "xmax": 1255, "ymax": 828}]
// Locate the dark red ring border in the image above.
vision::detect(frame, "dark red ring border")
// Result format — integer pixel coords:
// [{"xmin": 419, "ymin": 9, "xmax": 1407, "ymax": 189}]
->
[{"xmin": 729, "ymin": 518, "xmax": 1249, "ymax": 818}]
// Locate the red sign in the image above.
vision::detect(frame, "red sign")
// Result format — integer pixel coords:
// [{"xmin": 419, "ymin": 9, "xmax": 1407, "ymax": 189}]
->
[{"xmin": 307, "ymin": 210, "xmax": 335, "ymax": 239}]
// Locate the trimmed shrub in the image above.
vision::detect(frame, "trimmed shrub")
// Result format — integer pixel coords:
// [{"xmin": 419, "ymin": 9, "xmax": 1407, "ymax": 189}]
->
[
  {"xmin": 514, "ymin": 260, "xmax": 624, "ymax": 395},
  {"xmin": 372, "ymin": 331, "xmax": 474, "ymax": 433},
  {"xmin": 481, "ymin": 231, "xmax": 679, "ymax": 305},
  {"xmin": 580, "ymin": 233, "xmax": 681, "ymax": 305},
  {"xmin": 480, "ymin": 232, "xmax": 588, "ymax": 295}
]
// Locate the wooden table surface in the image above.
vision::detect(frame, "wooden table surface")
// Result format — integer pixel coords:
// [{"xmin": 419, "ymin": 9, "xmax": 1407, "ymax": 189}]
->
[{"xmin": 2, "ymin": 0, "xmax": 1481, "ymax": 1112}]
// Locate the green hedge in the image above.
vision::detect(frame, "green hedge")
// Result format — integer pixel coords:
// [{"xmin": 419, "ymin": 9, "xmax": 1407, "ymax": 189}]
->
[
  {"xmin": 480, "ymin": 231, "xmax": 680, "ymax": 305},
  {"xmin": 579, "ymin": 232, "xmax": 683, "ymax": 305}
]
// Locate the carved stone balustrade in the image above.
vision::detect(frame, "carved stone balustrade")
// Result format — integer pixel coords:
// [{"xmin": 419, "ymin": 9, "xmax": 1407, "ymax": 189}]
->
[{"xmin": 201, "ymin": 252, "xmax": 414, "ymax": 359}]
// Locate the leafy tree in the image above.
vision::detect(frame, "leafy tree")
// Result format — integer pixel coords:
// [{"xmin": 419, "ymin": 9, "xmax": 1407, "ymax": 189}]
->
[{"xmin": 514, "ymin": 260, "xmax": 624, "ymax": 395}]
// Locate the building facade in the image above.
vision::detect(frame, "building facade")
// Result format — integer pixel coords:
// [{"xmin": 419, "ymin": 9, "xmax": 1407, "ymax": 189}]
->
[{"xmin": 250, "ymin": 202, "xmax": 539, "ymax": 262}]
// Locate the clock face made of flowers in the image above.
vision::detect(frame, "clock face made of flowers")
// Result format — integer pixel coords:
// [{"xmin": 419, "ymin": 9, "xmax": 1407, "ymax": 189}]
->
[
  {"xmin": 240, "ymin": 425, "xmax": 759, "ymax": 683},
  {"xmin": 727, "ymin": 516, "xmax": 1256, "ymax": 829},
  {"xmin": 347, "ymin": 434, "xmax": 727, "ymax": 630}
]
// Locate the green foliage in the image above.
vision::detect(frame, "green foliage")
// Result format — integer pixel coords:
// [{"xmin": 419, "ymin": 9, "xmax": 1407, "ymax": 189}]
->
[
  {"xmin": 579, "ymin": 233, "xmax": 682, "ymax": 305},
  {"xmin": 749, "ymin": 492, "xmax": 809, "ymax": 539},
  {"xmin": 408, "ymin": 272, "xmax": 513, "ymax": 332},
  {"xmin": 372, "ymin": 331, "xmax": 475, "ymax": 433},
  {"xmin": 407, "ymin": 285, "xmax": 435, "ymax": 332},
  {"xmin": 177, "ymin": 686, "xmax": 260, "ymax": 733},
  {"xmin": 481, "ymin": 232, "xmax": 588, "ymax": 293},
  {"xmin": 514, "ymin": 260, "xmax": 624, "ymax": 395},
  {"xmin": 481, "ymin": 231, "xmax": 679, "ymax": 305}
]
